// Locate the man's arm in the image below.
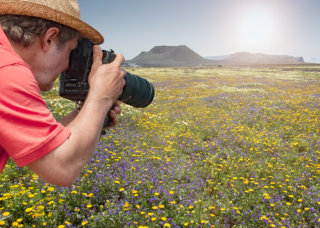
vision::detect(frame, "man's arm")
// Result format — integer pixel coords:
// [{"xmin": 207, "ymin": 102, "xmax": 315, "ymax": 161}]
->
[
  {"xmin": 27, "ymin": 46, "xmax": 126, "ymax": 186},
  {"xmin": 58, "ymin": 110, "xmax": 78, "ymax": 126},
  {"xmin": 58, "ymin": 101, "xmax": 121, "ymax": 127}
]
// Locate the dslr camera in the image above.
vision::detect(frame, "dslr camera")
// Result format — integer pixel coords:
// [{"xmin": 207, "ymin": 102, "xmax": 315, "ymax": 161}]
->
[{"xmin": 59, "ymin": 38, "xmax": 155, "ymax": 127}]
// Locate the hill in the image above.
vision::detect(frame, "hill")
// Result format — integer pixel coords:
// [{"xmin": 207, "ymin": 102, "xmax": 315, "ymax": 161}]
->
[
  {"xmin": 127, "ymin": 45, "xmax": 216, "ymax": 67},
  {"xmin": 127, "ymin": 46, "xmax": 304, "ymax": 67}
]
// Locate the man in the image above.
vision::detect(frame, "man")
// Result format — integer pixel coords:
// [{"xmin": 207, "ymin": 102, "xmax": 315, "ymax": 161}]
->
[{"xmin": 0, "ymin": 0, "xmax": 126, "ymax": 186}]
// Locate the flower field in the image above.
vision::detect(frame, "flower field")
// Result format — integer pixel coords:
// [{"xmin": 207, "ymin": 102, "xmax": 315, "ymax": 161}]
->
[{"xmin": 1, "ymin": 65, "xmax": 320, "ymax": 227}]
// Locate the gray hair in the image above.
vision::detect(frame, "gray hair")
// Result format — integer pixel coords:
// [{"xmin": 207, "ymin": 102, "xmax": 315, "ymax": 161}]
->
[{"xmin": 0, "ymin": 15, "xmax": 80, "ymax": 47}]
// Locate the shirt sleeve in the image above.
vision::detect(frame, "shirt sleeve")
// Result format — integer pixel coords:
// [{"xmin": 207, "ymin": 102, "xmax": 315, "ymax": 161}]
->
[{"xmin": 0, "ymin": 63, "xmax": 71, "ymax": 167}]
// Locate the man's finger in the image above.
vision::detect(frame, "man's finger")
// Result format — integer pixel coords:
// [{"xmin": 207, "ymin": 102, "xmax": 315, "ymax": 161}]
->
[
  {"xmin": 112, "ymin": 53, "xmax": 125, "ymax": 67},
  {"xmin": 109, "ymin": 110, "xmax": 115, "ymax": 119},
  {"xmin": 91, "ymin": 45, "xmax": 103, "ymax": 69},
  {"xmin": 113, "ymin": 105, "xmax": 121, "ymax": 115},
  {"xmin": 109, "ymin": 110, "xmax": 118, "ymax": 126}
]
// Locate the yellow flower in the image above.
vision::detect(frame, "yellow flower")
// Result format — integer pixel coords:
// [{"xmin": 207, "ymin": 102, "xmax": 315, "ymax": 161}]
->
[
  {"xmin": 184, "ymin": 223, "xmax": 189, "ymax": 226},
  {"xmin": 48, "ymin": 187, "xmax": 55, "ymax": 192},
  {"xmin": 25, "ymin": 208, "xmax": 33, "ymax": 213},
  {"xmin": 169, "ymin": 190, "xmax": 174, "ymax": 195},
  {"xmin": 154, "ymin": 192, "xmax": 160, "ymax": 196},
  {"xmin": 81, "ymin": 221, "xmax": 88, "ymax": 226},
  {"xmin": 12, "ymin": 222, "xmax": 19, "ymax": 227},
  {"xmin": 151, "ymin": 217, "xmax": 157, "ymax": 221},
  {"xmin": 260, "ymin": 216, "xmax": 268, "ymax": 221},
  {"xmin": 119, "ymin": 188, "xmax": 125, "ymax": 192},
  {"xmin": 0, "ymin": 221, "xmax": 5, "ymax": 226},
  {"xmin": 2, "ymin": 212, "xmax": 10, "ymax": 217},
  {"xmin": 87, "ymin": 204, "xmax": 92, "ymax": 208},
  {"xmin": 161, "ymin": 217, "xmax": 167, "ymax": 221},
  {"xmin": 48, "ymin": 201, "xmax": 55, "ymax": 206},
  {"xmin": 164, "ymin": 223, "xmax": 171, "ymax": 227},
  {"xmin": 188, "ymin": 205, "xmax": 194, "ymax": 210},
  {"xmin": 263, "ymin": 193, "xmax": 270, "ymax": 200},
  {"xmin": 152, "ymin": 206, "xmax": 158, "ymax": 210},
  {"xmin": 88, "ymin": 193, "xmax": 94, "ymax": 198},
  {"xmin": 159, "ymin": 204, "xmax": 165, "ymax": 209}
]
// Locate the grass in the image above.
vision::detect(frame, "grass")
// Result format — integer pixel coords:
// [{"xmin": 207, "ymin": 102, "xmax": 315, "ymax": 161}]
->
[{"xmin": 0, "ymin": 65, "xmax": 320, "ymax": 227}]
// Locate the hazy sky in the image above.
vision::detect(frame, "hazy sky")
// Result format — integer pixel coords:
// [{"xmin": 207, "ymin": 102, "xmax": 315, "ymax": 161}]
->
[{"xmin": 78, "ymin": 0, "xmax": 320, "ymax": 61}]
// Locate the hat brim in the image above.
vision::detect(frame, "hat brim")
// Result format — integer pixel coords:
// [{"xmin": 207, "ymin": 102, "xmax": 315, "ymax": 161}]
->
[{"xmin": 0, "ymin": 2, "xmax": 104, "ymax": 44}]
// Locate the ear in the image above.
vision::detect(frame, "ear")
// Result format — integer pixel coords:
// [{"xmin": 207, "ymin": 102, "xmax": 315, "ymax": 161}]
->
[{"xmin": 40, "ymin": 27, "xmax": 60, "ymax": 52}]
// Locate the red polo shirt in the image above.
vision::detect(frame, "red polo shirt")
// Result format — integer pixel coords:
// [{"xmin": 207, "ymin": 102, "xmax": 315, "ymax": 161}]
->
[{"xmin": 0, "ymin": 27, "xmax": 71, "ymax": 172}]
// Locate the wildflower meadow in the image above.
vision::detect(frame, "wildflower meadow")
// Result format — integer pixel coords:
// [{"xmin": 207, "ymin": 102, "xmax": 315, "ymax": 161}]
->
[{"xmin": 1, "ymin": 65, "xmax": 320, "ymax": 227}]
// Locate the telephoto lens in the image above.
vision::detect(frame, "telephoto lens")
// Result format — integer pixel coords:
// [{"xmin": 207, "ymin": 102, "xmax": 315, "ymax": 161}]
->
[
  {"xmin": 119, "ymin": 73, "xmax": 155, "ymax": 108},
  {"xmin": 101, "ymin": 49, "xmax": 155, "ymax": 108}
]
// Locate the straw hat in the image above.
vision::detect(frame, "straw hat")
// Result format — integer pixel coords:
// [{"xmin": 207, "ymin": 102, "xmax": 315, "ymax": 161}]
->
[{"xmin": 0, "ymin": 0, "xmax": 104, "ymax": 44}]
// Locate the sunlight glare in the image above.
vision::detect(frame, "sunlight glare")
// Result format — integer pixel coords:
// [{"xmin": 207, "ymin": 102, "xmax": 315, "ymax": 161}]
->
[{"xmin": 240, "ymin": 9, "xmax": 275, "ymax": 45}]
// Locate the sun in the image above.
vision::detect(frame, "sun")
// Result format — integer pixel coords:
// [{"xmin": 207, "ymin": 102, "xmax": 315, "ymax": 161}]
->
[{"xmin": 239, "ymin": 9, "xmax": 275, "ymax": 46}]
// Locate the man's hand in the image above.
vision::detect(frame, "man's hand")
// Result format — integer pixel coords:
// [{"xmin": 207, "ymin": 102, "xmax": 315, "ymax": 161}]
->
[
  {"xmin": 105, "ymin": 100, "xmax": 122, "ymax": 128},
  {"xmin": 88, "ymin": 45, "xmax": 126, "ymax": 106}
]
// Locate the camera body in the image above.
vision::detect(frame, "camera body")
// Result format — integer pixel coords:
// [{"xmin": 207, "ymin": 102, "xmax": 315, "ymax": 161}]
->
[{"xmin": 59, "ymin": 38, "xmax": 155, "ymax": 107}]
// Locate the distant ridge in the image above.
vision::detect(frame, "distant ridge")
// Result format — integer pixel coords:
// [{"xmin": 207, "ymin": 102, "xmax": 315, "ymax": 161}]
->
[
  {"xmin": 223, "ymin": 52, "xmax": 304, "ymax": 65},
  {"xmin": 127, "ymin": 46, "xmax": 304, "ymax": 67}
]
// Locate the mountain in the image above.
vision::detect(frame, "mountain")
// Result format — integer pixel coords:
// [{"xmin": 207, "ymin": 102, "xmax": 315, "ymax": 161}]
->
[
  {"xmin": 127, "ymin": 45, "xmax": 216, "ymax": 67},
  {"xmin": 127, "ymin": 46, "xmax": 305, "ymax": 67},
  {"xmin": 222, "ymin": 52, "xmax": 304, "ymax": 65}
]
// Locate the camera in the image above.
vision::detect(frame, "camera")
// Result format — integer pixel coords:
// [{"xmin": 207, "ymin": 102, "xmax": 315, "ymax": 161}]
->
[{"xmin": 59, "ymin": 38, "xmax": 155, "ymax": 127}]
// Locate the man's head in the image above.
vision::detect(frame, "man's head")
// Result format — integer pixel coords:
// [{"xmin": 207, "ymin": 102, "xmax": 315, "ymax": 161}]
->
[
  {"xmin": 0, "ymin": 0, "xmax": 103, "ymax": 45},
  {"xmin": 0, "ymin": 0, "xmax": 104, "ymax": 91},
  {"xmin": 0, "ymin": 15, "xmax": 79, "ymax": 48}
]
